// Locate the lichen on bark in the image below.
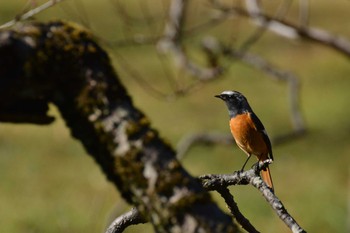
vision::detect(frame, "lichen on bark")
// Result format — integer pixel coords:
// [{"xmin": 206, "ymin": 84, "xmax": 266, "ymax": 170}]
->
[{"xmin": 0, "ymin": 21, "xmax": 237, "ymax": 232}]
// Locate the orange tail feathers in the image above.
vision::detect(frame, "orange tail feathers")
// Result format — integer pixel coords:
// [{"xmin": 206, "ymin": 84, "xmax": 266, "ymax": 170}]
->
[{"xmin": 261, "ymin": 166, "xmax": 274, "ymax": 192}]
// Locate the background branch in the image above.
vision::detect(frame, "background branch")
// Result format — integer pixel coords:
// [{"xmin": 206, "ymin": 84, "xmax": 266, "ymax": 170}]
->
[
  {"xmin": 100, "ymin": 0, "xmax": 350, "ymax": 150},
  {"xmin": 211, "ymin": 2, "xmax": 350, "ymax": 57},
  {"xmin": 0, "ymin": 0, "xmax": 65, "ymax": 29}
]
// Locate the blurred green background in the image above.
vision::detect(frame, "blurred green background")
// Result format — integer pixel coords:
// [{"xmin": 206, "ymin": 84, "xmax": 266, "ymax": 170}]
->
[{"xmin": 0, "ymin": 0, "xmax": 349, "ymax": 232}]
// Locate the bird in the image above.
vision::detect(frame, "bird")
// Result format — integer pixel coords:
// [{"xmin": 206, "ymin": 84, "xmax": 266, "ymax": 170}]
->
[{"xmin": 215, "ymin": 90, "xmax": 274, "ymax": 191}]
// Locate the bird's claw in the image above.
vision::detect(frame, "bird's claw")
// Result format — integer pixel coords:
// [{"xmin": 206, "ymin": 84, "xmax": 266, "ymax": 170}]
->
[{"xmin": 252, "ymin": 159, "xmax": 273, "ymax": 173}]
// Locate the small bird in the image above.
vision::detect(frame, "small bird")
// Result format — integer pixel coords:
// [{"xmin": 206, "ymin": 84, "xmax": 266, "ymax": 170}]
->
[{"xmin": 215, "ymin": 90, "xmax": 274, "ymax": 191}]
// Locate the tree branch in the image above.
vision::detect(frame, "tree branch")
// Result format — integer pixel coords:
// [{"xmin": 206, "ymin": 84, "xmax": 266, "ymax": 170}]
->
[
  {"xmin": 216, "ymin": 187, "xmax": 260, "ymax": 233},
  {"xmin": 200, "ymin": 161, "xmax": 307, "ymax": 233},
  {"xmin": 105, "ymin": 207, "xmax": 146, "ymax": 233},
  {"xmin": 0, "ymin": 20, "xmax": 237, "ymax": 233},
  {"xmin": 211, "ymin": 2, "xmax": 350, "ymax": 58}
]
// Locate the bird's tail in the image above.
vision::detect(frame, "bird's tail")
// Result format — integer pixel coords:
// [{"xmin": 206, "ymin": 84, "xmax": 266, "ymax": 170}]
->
[{"xmin": 261, "ymin": 166, "xmax": 274, "ymax": 192}]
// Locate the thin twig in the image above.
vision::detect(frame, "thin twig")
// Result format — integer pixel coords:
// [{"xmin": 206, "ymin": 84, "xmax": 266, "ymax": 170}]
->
[{"xmin": 0, "ymin": 0, "xmax": 65, "ymax": 29}]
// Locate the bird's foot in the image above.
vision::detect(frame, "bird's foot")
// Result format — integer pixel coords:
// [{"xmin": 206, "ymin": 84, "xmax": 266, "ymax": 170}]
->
[{"xmin": 252, "ymin": 159, "xmax": 273, "ymax": 172}]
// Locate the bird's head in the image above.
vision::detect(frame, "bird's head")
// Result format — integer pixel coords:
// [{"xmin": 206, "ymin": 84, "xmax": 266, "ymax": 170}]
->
[{"xmin": 215, "ymin": 90, "xmax": 251, "ymax": 117}]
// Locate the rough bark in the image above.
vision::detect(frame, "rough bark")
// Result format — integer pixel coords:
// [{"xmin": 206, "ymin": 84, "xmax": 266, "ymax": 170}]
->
[
  {"xmin": 200, "ymin": 161, "xmax": 307, "ymax": 233},
  {"xmin": 0, "ymin": 21, "xmax": 237, "ymax": 232}
]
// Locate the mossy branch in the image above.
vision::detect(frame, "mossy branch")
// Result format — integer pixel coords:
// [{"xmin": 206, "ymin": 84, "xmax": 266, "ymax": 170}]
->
[{"xmin": 0, "ymin": 21, "xmax": 237, "ymax": 233}]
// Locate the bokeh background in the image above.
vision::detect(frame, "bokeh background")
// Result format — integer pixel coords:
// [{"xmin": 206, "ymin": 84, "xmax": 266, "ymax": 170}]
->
[{"xmin": 0, "ymin": 1, "xmax": 349, "ymax": 232}]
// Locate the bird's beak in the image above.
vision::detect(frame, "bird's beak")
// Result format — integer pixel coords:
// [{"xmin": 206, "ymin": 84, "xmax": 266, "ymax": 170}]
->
[{"xmin": 215, "ymin": 94, "xmax": 223, "ymax": 99}]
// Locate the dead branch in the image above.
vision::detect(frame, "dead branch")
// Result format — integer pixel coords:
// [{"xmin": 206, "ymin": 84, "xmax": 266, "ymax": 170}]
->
[
  {"xmin": 0, "ymin": 20, "xmax": 237, "ymax": 233},
  {"xmin": 105, "ymin": 207, "xmax": 146, "ymax": 233},
  {"xmin": 200, "ymin": 161, "xmax": 307, "ymax": 233}
]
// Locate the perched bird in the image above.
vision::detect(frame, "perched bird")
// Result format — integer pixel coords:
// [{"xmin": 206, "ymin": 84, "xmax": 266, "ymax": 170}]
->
[{"xmin": 215, "ymin": 90, "xmax": 274, "ymax": 191}]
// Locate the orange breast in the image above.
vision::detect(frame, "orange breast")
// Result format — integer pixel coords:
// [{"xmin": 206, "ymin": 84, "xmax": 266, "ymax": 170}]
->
[{"xmin": 229, "ymin": 113, "xmax": 268, "ymax": 159}]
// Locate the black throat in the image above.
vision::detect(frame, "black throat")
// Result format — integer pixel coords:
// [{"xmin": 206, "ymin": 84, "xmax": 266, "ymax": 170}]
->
[{"xmin": 225, "ymin": 101, "xmax": 252, "ymax": 119}]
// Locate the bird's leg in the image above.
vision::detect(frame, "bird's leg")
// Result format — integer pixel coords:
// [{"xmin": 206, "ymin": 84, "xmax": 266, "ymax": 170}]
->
[
  {"xmin": 251, "ymin": 161, "xmax": 261, "ymax": 173},
  {"xmin": 240, "ymin": 154, "xmax": 252, "ymax": 171}
]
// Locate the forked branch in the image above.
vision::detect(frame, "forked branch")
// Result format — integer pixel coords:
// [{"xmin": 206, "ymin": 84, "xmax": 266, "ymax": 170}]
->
[{"xmin": 200, "ymin": 161, "xmax": 307, "ymax": 233}]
